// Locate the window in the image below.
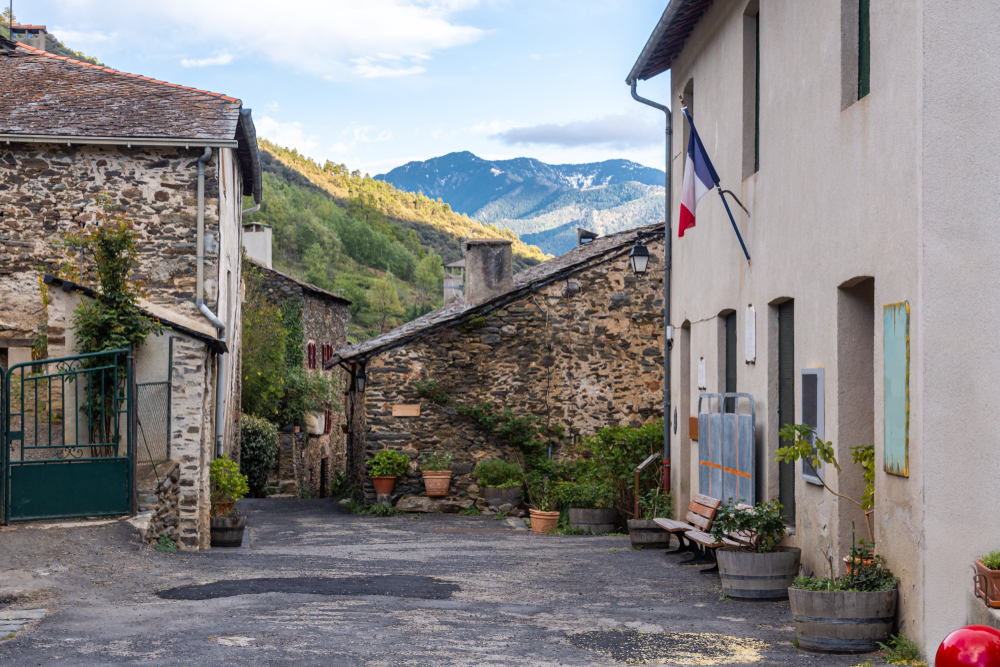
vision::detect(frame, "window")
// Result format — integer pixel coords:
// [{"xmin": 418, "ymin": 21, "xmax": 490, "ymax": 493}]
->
[
  {"xmin": 800, "ymin": 368, "xmax": 825, "ymax": 485},
  {"xmin": 777, "ymin": 300, "xmax": 795, "ymax": 521},
  {"xmin": 858, "ymin": 0, "xmax": 870, "ymax": 99},
  {"xmin": 742, "ymin": 3, "xmax": 760, "ymax": 177}
]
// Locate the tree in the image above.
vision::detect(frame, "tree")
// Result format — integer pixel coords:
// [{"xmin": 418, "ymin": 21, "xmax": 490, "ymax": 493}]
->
[
  {"xmin": 369, "ymin": 275, "xmax": 404, "ymax": 332},
  {"xmin": 415, "ymin": 252, "xmax": 444, "ymax": 297},
  {"xmin": 241, "ymin": 256, "xmax": 287, "ymax": 420}
]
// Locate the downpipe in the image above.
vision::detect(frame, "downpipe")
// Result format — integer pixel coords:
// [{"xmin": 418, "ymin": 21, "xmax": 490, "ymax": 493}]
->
[
  {"xmin": 630, "ymin": 81, "xmax": 673, "ymax": 496},
  {"xmin": 193, "ymin": 146, "xmax": 228, "ymax": 459}
]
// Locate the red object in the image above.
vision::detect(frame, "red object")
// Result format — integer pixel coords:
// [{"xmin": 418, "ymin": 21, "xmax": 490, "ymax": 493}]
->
[{"xmin": 936, "ymin": 626, "xmax": 1000, "ymax": 667}]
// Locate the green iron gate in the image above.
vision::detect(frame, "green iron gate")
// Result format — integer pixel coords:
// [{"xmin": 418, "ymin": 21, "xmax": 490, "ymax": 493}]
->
[{"xmin": 2, "ymin": 349, "xmax": 135, "ymax": 523}]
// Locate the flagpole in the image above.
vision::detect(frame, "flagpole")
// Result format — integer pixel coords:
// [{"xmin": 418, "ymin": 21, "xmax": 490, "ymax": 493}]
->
[{"xmin": 677, "ymin": 91, "xmax": 751, "ymax": 265}]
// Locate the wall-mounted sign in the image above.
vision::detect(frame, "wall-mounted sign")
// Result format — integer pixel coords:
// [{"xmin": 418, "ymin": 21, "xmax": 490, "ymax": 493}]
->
[
  {"xmin": 698, "ymin": 358, "xmax": 707, "ymax": 389},
  {"xmin": 745, "ymin": 305, "xmax": 756, "ymax": 364},
  {"xmin": 392, "ymin": 404, "xmax": 421, "ymax": 417}
]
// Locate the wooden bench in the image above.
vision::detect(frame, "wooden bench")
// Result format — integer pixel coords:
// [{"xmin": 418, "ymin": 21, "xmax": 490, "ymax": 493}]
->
[
  {"xmin": 684, "ymin": 503, "xmax": 757, "ymax": 573},
  {"xmin": 652, "ymin": 493, "xmax": 723, "ymax": 555}
]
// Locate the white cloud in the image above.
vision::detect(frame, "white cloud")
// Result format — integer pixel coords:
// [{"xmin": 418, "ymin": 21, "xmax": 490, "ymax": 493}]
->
[
  {"xmin": 494, "ymin": 114, "xmax": 663, "ymax": 150},
  {"xmin": 265, "ymin": 101, "xmax": 282, "ymax": 111},
  {"xmin": 180, "ymin": 53, "xmax": 234, "ymax": 67},
  {"xmin": 254, "ymin": 116, "xmax": 320, "ymax": 155},
  {"xmin": 49, "ymin": 27, "xmax": 109, "ymax": 48},
  {"xmin": 62, "ymin": 1, "xmax": 484, "ymax": 79}
]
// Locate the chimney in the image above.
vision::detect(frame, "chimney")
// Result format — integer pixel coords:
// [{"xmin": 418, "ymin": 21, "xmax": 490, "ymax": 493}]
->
[
  {"xmin": 464, "ymin": 238, "xmax": 513, "ymax": 309},
  {"xmin": 241, "ymin": 223, "xmax": 272, "ymax": 269}
]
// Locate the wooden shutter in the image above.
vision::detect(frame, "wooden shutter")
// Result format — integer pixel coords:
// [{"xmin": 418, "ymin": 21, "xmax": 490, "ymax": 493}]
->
[
  {"xmin": 724, "ymin": 312, "xmax": 737, "ymax": 412},
  {"xmin": 858, "ymin": 0, "xmax": 870, "ymax": 99},
  {"xmin": 307, "ymin": 342, "xmax": 316, "ymax": 369},
  {"xmin": 777, "ymin": 300, "xmax": 795, "ymax": 521}
]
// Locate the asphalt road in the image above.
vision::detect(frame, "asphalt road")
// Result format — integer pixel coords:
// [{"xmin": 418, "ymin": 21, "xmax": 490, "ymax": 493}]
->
[{"xmin": 0, "ymin": 499, "xmax": 868, "ymax": 666}]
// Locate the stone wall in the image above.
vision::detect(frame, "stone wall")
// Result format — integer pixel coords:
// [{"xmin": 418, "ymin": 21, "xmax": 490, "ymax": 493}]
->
[
  {"xmin": 354, "ymin": 240, "xmax": 665, "ymax": 504},
  {"xmin": 170, "ymin": 336, "xmax": 214, "ymax": 550},
  {"xmin": 0, "ymin": 143, "xmax": 226, "ymax": 337},
  {"xmin": 257, "ymin": 265, "xmax": 350, "ymax": 497},
  {"xmin": 144, "ymin": 463, "xmax": 181, "ymax": 545}
]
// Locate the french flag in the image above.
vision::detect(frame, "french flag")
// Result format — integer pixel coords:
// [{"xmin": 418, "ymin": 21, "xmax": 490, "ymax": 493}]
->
[{"xmin": 678, "ymin": 110, "xmax": 720, "ymax": 238}]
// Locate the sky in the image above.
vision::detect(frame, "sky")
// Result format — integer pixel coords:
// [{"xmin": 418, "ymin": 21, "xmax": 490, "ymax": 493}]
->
[{"xmin": 21, "ymin": 1, "xmax": 674, "ymax": 176}]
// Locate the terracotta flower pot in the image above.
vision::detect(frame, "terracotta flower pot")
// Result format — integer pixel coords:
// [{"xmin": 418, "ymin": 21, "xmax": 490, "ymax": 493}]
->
[
  {"xmin": 975, "ymin": 559, "xmax": 1000, "ymax": 608},
  {"xmin": 372, "ymin": 476, "xmax": 396, "ymax": 496},
  {"xmin": 212, "ymin": 501, "xmax": 235, "ymax": 517},
  {"xmin": 844, "ymin": 556, "xmax": 874, "ymax": 576},
  {"xmin": 341, "ymin": 424, "xmax": 349, "ymax": 434},
  {"xmin": 529, "ymin": 509, "xmax": 560, "ymax": 534},
  {"xmin": 422, "ymin": 470, "xmax": 452, "ymax": 497}
]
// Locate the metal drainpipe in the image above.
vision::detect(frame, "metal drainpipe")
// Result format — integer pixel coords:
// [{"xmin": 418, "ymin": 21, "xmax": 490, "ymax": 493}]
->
[
  {"xmin": 631, "ymin": 81, "xmax": 673, "ymax": 497},
  {"xmin": 192, "ymin": 146, "xmax": 228, "ymax": 458}
]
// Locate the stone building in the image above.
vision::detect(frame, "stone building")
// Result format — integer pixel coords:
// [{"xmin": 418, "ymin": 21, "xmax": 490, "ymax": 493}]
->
[
  {"xmin": 251, "ymin": 258, "xmax": 351, "ymax": 498},
  {"xmin": 9, "ymin": 25, "xmax": 47, "ymax": 51},
  {"xmin": 627, "ymin": 0, "xmax": 1000, "ymax": 652},
  {"xmin": 0, "ymin": 36, "xmax": 261, "ymax": 549},
  {"xmin": 328, "ymin": 227, "xmax": 665, "ymax": 505}
]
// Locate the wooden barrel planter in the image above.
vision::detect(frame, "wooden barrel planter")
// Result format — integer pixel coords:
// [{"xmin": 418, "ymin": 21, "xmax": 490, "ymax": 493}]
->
[
  {"xmin": 210, "ymin": 515, "xmax": 246, "ymax": 548},
  {"xmin": 627, "ymin": 519, "xmax": 673, "ymax": 549},
  {"xmin": 482, "ymin": 487, "xmax": 521, "ymax": 508},
  {"xmin": 569, "ymin": 508, "xmax": 618, "ymax": 534},
  {"xmin": 717, "ymin": 547, "xmax": 801, "ymax": 600},
  {"xmin": 788, "ymin": 588, "xmax": 897, "ymax": 652}
]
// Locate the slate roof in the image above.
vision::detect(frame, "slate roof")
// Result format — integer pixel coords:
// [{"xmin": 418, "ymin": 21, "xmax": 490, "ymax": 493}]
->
[
  {"xmin": 328, "ymin": 222, "xmax": 665, "ymax": 367},
  {"xmin": 0, "ymin": 38, "xmax": 261, "ymax": 202},
  {"xmin": 252, "ymin": 261, "xmax": 352, "ymax": 306},
  {"xmin": 627, "ymin": 0, "xmax": 714, "ymax": 83}
]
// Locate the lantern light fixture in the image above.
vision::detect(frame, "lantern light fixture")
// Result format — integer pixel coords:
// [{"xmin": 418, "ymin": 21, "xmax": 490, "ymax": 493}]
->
[
  {"xmin": 355, "ymin": 366, "xmax": 367, "ymax": 394},
  {"xmin": 630, "ymin": 239, "xmax": 650, "ymax": 276}
]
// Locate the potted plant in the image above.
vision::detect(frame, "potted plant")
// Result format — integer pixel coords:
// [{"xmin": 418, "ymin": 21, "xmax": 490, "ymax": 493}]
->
[
  {"xmin": 975, "ymin": 549, "xmax": 1000, "ymax": 608},
  {"xmin": 711, "ymin": 499, "xmax": 801, "ymax": 600},
  {"xmin": 777, "ymin": 424, "xmax": 896, "ymax": 651},
  {"xmin": 788, "ymin": 538, "xmax": 899, "ymax": 652},
  {"xmin": 526, "ymin": 476, "xmax": 560, "ymax": 534},
  {"xmin": 560, "ymin": 480, "xmax": 618, "ymax": 534},
  {"xmin": 368, "ymin": 448, "xmax": 410, "ymax": 496},
  {"xmin": 473, "ymin": 459, "xmax": 524, "ymax": 508},
  {"xmin": 209, "ymin": 455, "xmax": 250, "ymax": 548},
  {"xmin": 420, "ymin": 450, "xmax": 453, "ymax": 497}
]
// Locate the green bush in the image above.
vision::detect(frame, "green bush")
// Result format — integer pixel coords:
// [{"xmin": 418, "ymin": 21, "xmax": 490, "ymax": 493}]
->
[
  {"xmin": 414, "ymin": 380, "xmax": 450, "ymax": 405},
  {"xmin": 526, "ymin": 476, "xmax": 557, "ymax": 512},
  {"xmin": 587, "ymin": 420, "xmax": 664, "ymax": 520},
  {"xmin": 473, "ymin": 460, "xmax": 523, "ymax": 489},
  {"xmin": 983, "ymin": 549, "xmax": 1000, "ymax": 570},
  {"xmin": 239, "ymin": 414, "xmax": 279, "ymax": 498},
  {"xmin": 710, "ymin": 499, "xmax": 785, "ymax": 553},
  {"xmin": 369, "ymin": 449, "xmax": 410, "ymax": 477},
  {"xmin": 419, "ymin": 450, "xmax": 452, "ymax": 471},
  {"xmin": 638, "ymin": 486, "xmax": 673, "ymax": 520},
  {"xmin": 556, "ymin": 480, "xmax": 611, "ymax": 509}
]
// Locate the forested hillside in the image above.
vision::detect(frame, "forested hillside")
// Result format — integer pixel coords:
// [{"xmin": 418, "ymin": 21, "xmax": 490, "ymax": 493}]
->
[
  {"xmin": 377, "ymin": 151, "xmax": 666, "ymax": 255},
  {"xmin": 243, "ymin": 141, "xmax": 549, "ymax": 341}
]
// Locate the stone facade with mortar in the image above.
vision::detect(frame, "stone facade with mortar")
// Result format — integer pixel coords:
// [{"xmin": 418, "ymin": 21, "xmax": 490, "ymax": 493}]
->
[
  {"xmin": 144, "ymin": 462, "xmax": 181, "ymax": 545},
  {"xmin": 256, "ymin": 263, "xmax": 350, "ymax": 497},
  {"xmin": 343, "ymin": 232, "xmax": 665, "ymax": 506}
]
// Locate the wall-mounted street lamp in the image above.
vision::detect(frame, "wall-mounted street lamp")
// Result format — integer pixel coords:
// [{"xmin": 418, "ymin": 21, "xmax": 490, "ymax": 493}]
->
[
  {"xmin": 355, "ymin": 365, "xmax": 367, "ymax": 394},
  {"xmin": 629, "ymin": 239, "xmax": 650, "ymax": 276}
]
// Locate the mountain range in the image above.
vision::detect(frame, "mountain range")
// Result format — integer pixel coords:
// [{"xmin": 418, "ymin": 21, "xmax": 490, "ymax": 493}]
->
[{"xmin": 376, "ymin": 152, "xmax": 666, "ymax": 255}]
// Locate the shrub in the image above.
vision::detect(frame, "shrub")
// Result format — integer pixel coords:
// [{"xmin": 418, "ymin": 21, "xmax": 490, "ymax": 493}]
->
[
  {"xmin": 239, "ymin": 414, "xmax": 279, "ymax": 498},
  {"xmin": 473, "ymin": 460, "xmax": 524, "ymax": 489},
  {"xmin": 369, "ymin": 449, "xmax": 410, "ymax": 477},
  {"xmin": 638, "ymin": 486, "xmax": 673, "ymax": 520},
  {"xmin": 587, "ymin": 420, "xmax": 664, "ymax": 519},
  {"xmin": 878, "ymin": 633, "xmax": 924, "ymax": 665},
  {"xmin": 557, "ymin": 480, "xmax": 611, "ymax": 510},
  {"xmin": 209, "ymin": 455, "xmax": 250, "ymax": 516},
  {"xmin": 983, "ymin": 550, "xmax": 1000, "ymax": 570},
  {"xmin": 279, "ymin": 367, "xmax": 340, "ymax": 427},
  {"xmin": 420, "ymin": 450, "xmax": 452, "ymax": 471},
  {"xmin": 710, "ymin": 499, "xmax": 785, "ymax": 553}
]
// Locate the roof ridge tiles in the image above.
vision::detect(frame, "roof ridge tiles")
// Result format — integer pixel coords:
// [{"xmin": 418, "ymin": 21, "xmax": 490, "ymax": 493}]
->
[{"xmin": 14, "ymin": 42, "xmax": 241, "ymax": 104}]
